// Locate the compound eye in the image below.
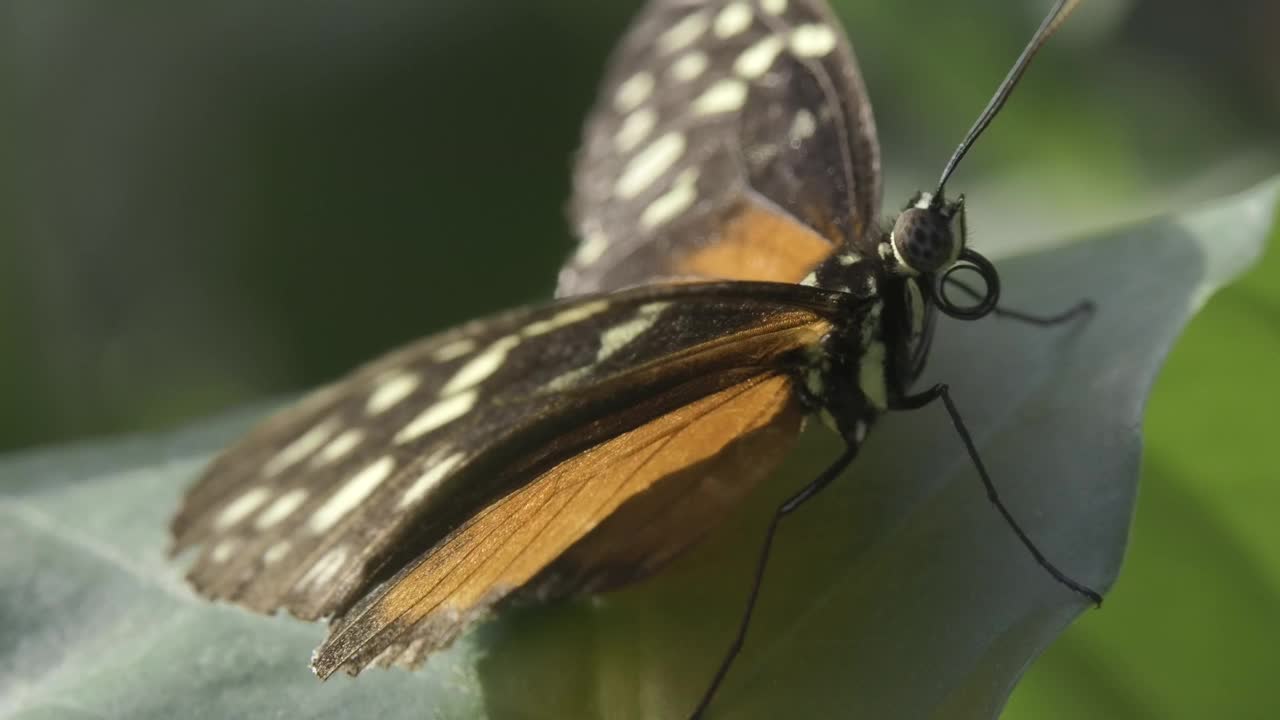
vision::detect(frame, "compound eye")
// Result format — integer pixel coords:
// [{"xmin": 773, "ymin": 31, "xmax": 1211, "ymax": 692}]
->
[{"xmin": 891, "ymin": 208, "xmax": 956, "ymax": 274}]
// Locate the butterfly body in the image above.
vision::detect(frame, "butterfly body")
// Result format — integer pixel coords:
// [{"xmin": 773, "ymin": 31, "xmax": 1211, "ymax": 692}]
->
[{"xmin": 786, "ymin": 202, "xmax": 957, "ymax": 454}]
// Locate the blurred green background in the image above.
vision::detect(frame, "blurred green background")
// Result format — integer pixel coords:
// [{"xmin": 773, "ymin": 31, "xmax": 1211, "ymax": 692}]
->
[{"xmin": 4, "ymin": 0, "xmax": 1278, "ymax": 717}]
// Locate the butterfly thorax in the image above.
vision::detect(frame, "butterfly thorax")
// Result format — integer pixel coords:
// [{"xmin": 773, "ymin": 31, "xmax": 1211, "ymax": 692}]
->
[{"xmin": 797, "ymin": 233, "xmax": 935, "ymax": 443}]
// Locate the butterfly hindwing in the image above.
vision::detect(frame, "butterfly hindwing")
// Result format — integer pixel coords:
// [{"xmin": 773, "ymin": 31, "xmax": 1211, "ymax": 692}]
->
[
  {"xmin": 561, "ymin": 0, "xmax": 881, "ymax": 295},
  {"xmin": 172, "ymin": 281, "xmax": 861, "ymax": 668}
]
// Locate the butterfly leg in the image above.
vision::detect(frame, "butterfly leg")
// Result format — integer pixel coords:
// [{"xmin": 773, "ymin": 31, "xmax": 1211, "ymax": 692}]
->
[
  {"xmin": 893, "ymin": 383, "xmax": 1103, "ymax": 606},
  {"xmin": 689, "ymin": 444, "xmax": 861, "ymax": 720}
]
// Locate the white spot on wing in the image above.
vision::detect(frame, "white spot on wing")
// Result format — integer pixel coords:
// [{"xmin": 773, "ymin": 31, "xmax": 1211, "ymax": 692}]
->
[
  {"xmin": 735, "ymin": 34, "xmax": 785, "ymax": 79},
  {"xmin": 263, "ymin": 541, "xmax": 291, "ymax": 565},
  {"xmin": 255, "ymin": 488, "xmax": 308, "ymax": 529},
  {"xmin": 657, "ymin": 11, "xmax": 709, "ymax": 54},
  {"xmin": 522, "ymin": 300, "xmax": 610, "ymax": 338},
  {"xmin": 640, "ymin": 168, "xmax": 699, "ymax": 229},
  {"xmin": 669, "ymin": 51, "xmax": 708, "ymax": 82},
  {"xmin": 216, "ymin": 487, "xmax": 271, "ymax": 529},
  {"xmin": 789, "ymin": 108, "xmax": 817, "ymax": 146},
  {"xmin": 366, "ymin": 371, "xmax": 420, "ymax": 415},
  {"xmin": 395, "ymin": 390, "xmax": 477, "ymax": 444},
  {"xmin": 790, "ymin": 24, "xmax": 838, "ymax": 58},
  {"xmin": 299, "ymin": 545, "xmax": 349, "ymax": 590},
  {"xmin": 613, "ymin": 71, "xmax": 654, "ymax": 112},
  {"xmin": 616, "ymin": 132, "xmax": 686, "ymax": 199},
  {"xmin": 211, "ymin": 538, "xmax": 239, "ymax": 564},
  {"xmin": 309, "ymin": 456, "xmax": 396, "ymax": 532},
  {"xmin": 714, "ymin": 2, "xmax": 753, "ymax": 38},
  {"xmin": 543, "ymin": 303, "xmax": 670, "ymax": 393},
  {"xmin": 399, "ymin": 451, "xmax": 467, "ymax": 508},
  {"xmin": 760, "ymin": 0, "xmax": 787, "ymax": 15},
  {"xmin": 544, "ymin": 366, "xmax": 591, "ymax": 393},
  {"xmin": 432, "ymin": 338, "xmax": 476, "ymax": 363},
  {"xmin": 575, "ymin": 228, "xmax": 609, "ymax": 265},
  {"xmin": 693, "ymin": 79, "xmax": 748, "ymax": 116},
  {"xmin": 263, "ymin": 418, "xmax": 338, "ymax": 478},
  {"xmin": 598, "ymin": 302, "xmax": 670, "ymax": 361},
  {"xmin": 440, "ymin": 335, "xmax": 520, "ymax": 396},
  {"xmin": 614, "ymin": 107, "xmax": 657, "ymax": 153},
  {"xmin": 312, "ymin": 428, "xmax": 364, "ymax": 467}
]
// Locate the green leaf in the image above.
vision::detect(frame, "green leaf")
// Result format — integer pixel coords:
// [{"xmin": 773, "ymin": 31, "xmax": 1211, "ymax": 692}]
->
[
  {"xmin": 2, "ymin": 178, "xmax": 1276, "ymax": 719},
  {"xmin": 1005, "ymin": 185, "xmax": 1280, "ymax": 719}
]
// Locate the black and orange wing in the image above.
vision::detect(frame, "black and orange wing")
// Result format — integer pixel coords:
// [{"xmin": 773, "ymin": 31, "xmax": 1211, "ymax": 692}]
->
[
  {"xmin": 560, "ymin": 0, "xmax": 882, "ymax": 295},
  {"xmin": 171, "ymin": 281, "xmax": 864, "ymax": 674},
  {"xmin": 313, "ymin": 371, "xmax": 803, "ymax": 676}
]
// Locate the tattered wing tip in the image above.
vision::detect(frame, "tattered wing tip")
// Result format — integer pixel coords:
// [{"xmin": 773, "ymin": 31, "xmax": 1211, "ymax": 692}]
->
[
  {"xmin": 167, "ymin": 518, "xmax": 208, "ymax": 559},
  {"xmin": 310, "ymin": 647, "xmax": 339, "ymax": 681},
  {"xmin": 167, "ymin": 512, "xmax": 196, "ymax": 555},
  {"xmin": 310, "ymin": 646, "xmax": 374, "ymax": 681},
  {"xmin": 311, "ymin": 626, "xmax": 375, "ymax": 680},
  {"xmin": 310, "ymin": 599, "xmax": 486, "ymax": 682},
  {"xmin": 165, "ymin": 537, "xmax": 187, "ymax": 560}
]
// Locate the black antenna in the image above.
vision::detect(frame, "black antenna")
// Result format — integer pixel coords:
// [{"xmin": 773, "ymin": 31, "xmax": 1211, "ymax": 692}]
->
[{"xmin": 935, "ymin": 0, "xmax": 1081, "ymax": 196}]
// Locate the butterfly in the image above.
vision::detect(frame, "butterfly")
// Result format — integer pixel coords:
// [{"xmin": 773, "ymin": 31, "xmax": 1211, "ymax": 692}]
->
[{"xmin": 170, "ymin": 0, "xmax": 1095, "ymax": 716}]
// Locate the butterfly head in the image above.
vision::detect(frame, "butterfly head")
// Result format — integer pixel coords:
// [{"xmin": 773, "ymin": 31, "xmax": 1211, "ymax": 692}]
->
[
  {"xmin": 882, "ymin": 191, "xmax": 1000, "ymax": 321},
  {"xmin": 877, "ymin": 0, "xmax": 1084, "ymax": 321},
  {"xmin": 887, "ymin": 191, "xmax": 961, "ymax": 277}
]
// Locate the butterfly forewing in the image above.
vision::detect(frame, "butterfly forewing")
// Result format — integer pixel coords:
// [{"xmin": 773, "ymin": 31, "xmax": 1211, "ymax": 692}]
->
[
  {"xmin": 561, "ymin": 0, "xmax": 881, "ymax": 296},
  {"xmin": 313, "ymin": 372, "xmax": 803, "ymax": 677},
  {"xmin": 172, "ymin": 282, "xmax": 858, "ymax": 664}
]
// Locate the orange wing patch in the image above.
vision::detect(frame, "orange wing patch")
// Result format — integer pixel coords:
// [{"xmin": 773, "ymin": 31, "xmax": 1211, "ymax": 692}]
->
[
  {"xmin": 677, "ymin": 200, "xmax": 837, "ymax": 283},
  {"xmin": 532, "ymin": 374, "xmax": 804, "ymax": 595},
  {"xmin": 311, "ymin": 373, "xmax": 801, "ymax": 677}
]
